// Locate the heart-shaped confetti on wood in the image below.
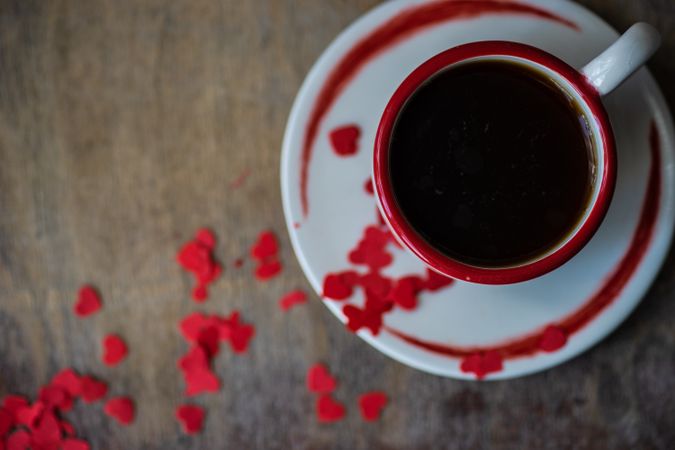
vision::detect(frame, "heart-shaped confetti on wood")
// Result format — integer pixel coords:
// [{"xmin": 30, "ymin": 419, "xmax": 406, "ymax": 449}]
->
[
  {"xmin": 176, "ymin": 405, "xmax": 205, "ymax": 435},
  {"xmin": 79, "ymin": 376, "xmax": 108, "ymax": 403},
  {"xmin": 316, "ymin": 395, "xmax": 346, "ymax": 423},
  {"xmin": 74, "ymin": 285, "xmax": 102, "ymax": 317},
  {"xmin": 104, "ymin": 397, "xmax": 135, "ymax": 425},
  {"xmin": 306, "ymin": 364, "xmax": 337, "ymax": 394},
  {"xmin": 358, "ymin": 392, "xmax": 388, "ymax": 422},
  {"xmin": 102, "ymin": 334, "xmax": 128, "ymax": 366}
]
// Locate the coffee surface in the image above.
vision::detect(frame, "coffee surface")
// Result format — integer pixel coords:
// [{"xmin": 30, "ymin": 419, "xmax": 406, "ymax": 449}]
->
[{"xmin": 389, "ymin": 60, "xmax": 594, "ymax": 267}]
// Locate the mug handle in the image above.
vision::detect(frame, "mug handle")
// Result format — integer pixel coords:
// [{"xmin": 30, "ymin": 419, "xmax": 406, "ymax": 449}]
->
[{"xmin": 581, "ymin": 23, "xmax": 660, "ymax": 97}]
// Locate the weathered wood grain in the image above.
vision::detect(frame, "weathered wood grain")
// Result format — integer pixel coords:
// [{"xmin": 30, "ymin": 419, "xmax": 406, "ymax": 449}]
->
[{"xmin": 0, "ymin": 1, "xmax": 673, "ymax": 449}]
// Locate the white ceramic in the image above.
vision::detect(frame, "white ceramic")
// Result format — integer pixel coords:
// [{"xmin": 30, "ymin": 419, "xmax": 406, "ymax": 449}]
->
[{"xmin": 281, "ymin": 0, "xmax": 675, "ymax": 379}]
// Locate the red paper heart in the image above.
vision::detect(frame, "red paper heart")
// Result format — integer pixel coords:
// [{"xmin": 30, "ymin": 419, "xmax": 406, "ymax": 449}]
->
[
  {"xmin": 50, "ymin": 369, "xmax": 82, "ymax": 397},
  {"xmin": 322, "ymin": 273, "xmax": 355, "ymax": 300},
  {"xmin": 0, "ymin": 408, "xmax": 13, "ymax": 437},
  {"xmin": 102, "ymin": 334, "xmax": 128, "ymax": 366},
  {"xmin": 2, "ymin": 395, "xmax": 28, "ymax": 419},
  {"xmin": 176, "ymin": 405, "xmax": 205, "ymax": 435},
  {"xmin": 38, "ymin": 385, "xmax": 72, "ymax": 412},
  {"xmin": 61, "ymin": 439, "xmax": 90, "ymax": 450},
  {"xmin": 184, "ymin": 368, "xmax": 220, "ymax": 396},
  {"xmin": 79, "ymin": 376, "xmax": 108, "ymax": 403},
  {"xmin": 104, "ymin": 397, "xmax": 135, "ymax": 425},
  {"xmin": 191, "ymin": 284, "xmax": 208, "ymax": 302},
  {"xmin": 74, "ymin": 286, "xmax": 102, "ymax": 317},
  {"xmin": 31, "ymin": 409, "xmax": 61, "ymax": 446},
  {"xmin": 254, "ymin": 260, "xmax": 282, "ymax": 280},
  {"xmin": 60, "ymin": 420, "xmax": 76, "ymax": 436},
  {"xmin": 250, "ymin": 231, "xmax": 278, "ymax": 260},
  {"xmin": 5, "ymin": 429, "xmax": 30, "ymax": 450},
  {"xmin": 329, "ymin": 125, "xmax": 360, "ymax": 156},
  {"xmin": 15, "ymin": 402, "xmax": 44, "ymax": 428},
  {"xmin": 316, "ymin": 395, "xmax": 346, "ymax": 423},
  {"xmin": 279, "ymin": 290, "xmax": 308, "ymax": 311},
  {"xmin": 539, "ymin": 325, "xmax": 567, "ymax": 352},
  {"xmin": 195, "ymin": 228, "xmax": 216, "ymax": 249},
  {"xmin": 358, "ymin": 391, "xmax": 388, "ymax": 422},
  {"xmin": 388, "ymin": 276, "xmax": 423, "ymax": 310},
  {"xmin": 229, "ymin": 323, "xmax": 255, "ymax": 354},
  {"xmin": 306, "ymin": 364, "xmax": 337, "ymax": 394},
  {"xmin": 460, "ymin": 351, "xmax": 503, "ymax": 379}
]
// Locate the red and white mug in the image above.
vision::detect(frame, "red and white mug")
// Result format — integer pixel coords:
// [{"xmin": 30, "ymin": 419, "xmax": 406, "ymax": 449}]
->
[{"xmin": 373, "ymin": 23, "xmax": 660, "ymax": 285}]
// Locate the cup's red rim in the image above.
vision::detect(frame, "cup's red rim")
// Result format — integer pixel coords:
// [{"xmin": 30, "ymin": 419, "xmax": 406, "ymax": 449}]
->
[{"xmin": 374, "ymin": 41, "xmax": 617, "ymax": 285}]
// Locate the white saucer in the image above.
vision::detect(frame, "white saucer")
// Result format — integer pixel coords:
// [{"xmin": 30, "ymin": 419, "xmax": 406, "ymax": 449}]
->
[{"xmin": 281, "ymin": 0, "xmax": 675, "ymax": 379}]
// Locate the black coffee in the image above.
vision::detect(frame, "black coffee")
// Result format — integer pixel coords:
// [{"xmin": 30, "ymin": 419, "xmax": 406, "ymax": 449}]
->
[{"xmin": 389, "ymin": 61, "xmax": 594, "ymax": 267}]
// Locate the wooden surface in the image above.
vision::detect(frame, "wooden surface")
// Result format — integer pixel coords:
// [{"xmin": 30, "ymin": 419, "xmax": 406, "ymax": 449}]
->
[{"xmin": 1, "ymin": 1, "xmax": 674, "ymax": 449}]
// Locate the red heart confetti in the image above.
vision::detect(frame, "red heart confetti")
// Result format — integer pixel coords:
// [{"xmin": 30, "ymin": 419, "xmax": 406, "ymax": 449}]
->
[
  {"xmin": 388, "ymin": 276, "xmax": 424, "ymax": 310},
  {"xmin": 176, "ymin": 405, "xmax": 205, "ymax": 435},
  {"xmin": 176, "ymin": 230, "xmax": 222, "ymax": 302},
  {"xmin": 31, "ymin": 409, "xmax": 61, "ymax": 447},
  {"xmin": 250, "ymin": 231, "xmax": 278, "ymax": 260},
  {"xmin": 38, "ymin": 385, "xmax": 72, "ymax": 412},
  {"xmin": 104, "ymin": 397, "xmax": 135, "ymax": 425},
  {"xmin": 254, "ymin": 260, "xmax": 283, "ymax": 280},
  {"xmin": 539, "ymin": 325, "xmax": 567, "ymax": 352},
  {"xmin": 195, "ymin": 228, "xmax": 216, "ymax": 249},
  {"xmin": 279, "ymin": 290, "xmax": 308, "ymax": 311},
  {"xmin": 316, "ymin": 395, "xmax": 346, "ymax": 423},
  {"xmin": 343, "ymin": 304, "xmax": 387, "ymax": 335},
  {"xmin": 102, "ymin": 334, "xmax": 129, "ymax": 366},
  {"xmin": 460, "ymin": 351, "xmax": 503, "ymax": 380},
  {"xmin": 61, "ymin": 439, "xmax": 90, "ymax": 450},
  {"xmin": 329, "ymin": 124, "xmax": 360, "ymax": 156},
  {"xmin": 6, "ymin": 429, "xmax": 30, "ymax": 450},
  {"xmin": 15, "ymin": 402, "xmax": 44, "ymax": 428},
  {"xmin": 50, "ymin": 370, "xmax": 82, "ymax": 397},
  {"xmin": 2, "ymin": 396, "xmax": 28, "ymax": 418},
  {"xmin": 306, "ymin": 364, "xmax": 337, "ymax": 394},
  {"xmin": 74, "ymin": 285, "xmax": 102, "ymax": 317},
  {"xmin": 184, "ymin": 368, "xmax": 220, "ymax": 397},
  {"xmin": 0, "ymin": 408, "xmax": 13, "ymax": 437},
  {"xmin": 358, "ymin": 392, "xmax": 388, "ymax": 422},
  {"xmin": 79, "ymin": 376, "xmax": 108, "ymax": 403},
  {"xmin": 322, "ymin": 271, "xmax": 357, "ymax": 300}
]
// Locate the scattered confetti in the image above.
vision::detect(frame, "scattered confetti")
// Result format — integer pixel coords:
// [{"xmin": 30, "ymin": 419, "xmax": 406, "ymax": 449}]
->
[
  {"xmin": 250, "ymin": 231, "xmax": 283, "ymax": 281},
  {"xmin": 176, "ymin": 229, "xmax": 222, "ymax": 302},
  {"xmin": 279, "ymin": 290, "xmax": 308, "ymax": 311},
  {"xmin": 316, "ymin": 395, "xmax": 346, "ymax": 423},
  {"xmin": 74, "ymin": 286, "xmax": 102, "ymax": 317},
  {"xmin": 358, "ymin": 392, "xmax": 388, "ymax": 422},
  {"xmin": 104, "ymin": 397, "xmax": 135, "ymax": 425},
  {"xmin": 306, "ymin": 364, "xmax": 337, "ymax": 394},
  {"xmin": 329, "ymin": 124, "xmax": 360, "ymax": 156},
  {"xmin": 79, "ymin": 376, "xmax": 108, "ymax": 403},
  {"xmin": 102, "ymin": 334, "xmax": 128, "ymax": 366},
  {"xmin": 176, "ymin": 405, "xmax": 205, "ymax": 435}
]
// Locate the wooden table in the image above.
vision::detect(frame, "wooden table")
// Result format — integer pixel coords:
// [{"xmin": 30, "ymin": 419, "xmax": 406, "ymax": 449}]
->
[{"xmin": 1, "ymin": 1, "xmax": 674, "ymax": 448}]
